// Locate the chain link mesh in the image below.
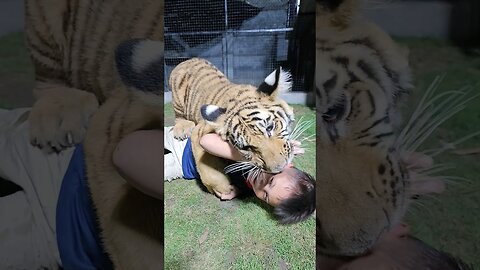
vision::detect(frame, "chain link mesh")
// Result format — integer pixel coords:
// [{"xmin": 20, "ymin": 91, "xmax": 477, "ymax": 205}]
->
[{"xmin": 164, "ymin": 0, "xmax": 312, "ymax": 92}]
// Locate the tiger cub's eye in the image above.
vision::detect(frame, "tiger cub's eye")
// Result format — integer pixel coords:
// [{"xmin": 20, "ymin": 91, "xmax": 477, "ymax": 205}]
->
[
  {"xmin": 240, "ymin": 145, "xmax": 254, "ymax": 151},
  {"xmin": 322, "ymin": 95, "xmax": 347, "ymax": 123}
]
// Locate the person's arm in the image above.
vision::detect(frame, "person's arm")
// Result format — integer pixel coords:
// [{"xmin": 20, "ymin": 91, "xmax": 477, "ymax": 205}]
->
[
  {"xmin": 199, "ymin": 133, "xmax": 246, "ymax": 161},
  {"xmin": 200, "ymin": 134, "xmax": 305, "ymax": 162},
  {"xmin": 112, "ymin": 130, "xmax": 163, "ymax": 199}
]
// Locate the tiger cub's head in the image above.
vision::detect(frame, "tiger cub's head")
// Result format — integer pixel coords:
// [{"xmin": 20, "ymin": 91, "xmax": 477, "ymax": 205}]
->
[
  {"xmin": 315, "ymin": 0, "xmax": 418, "ymax": 258},
  {"xmin": 200, "ymin": 68, "xmax": 295, "ymax": 174}
]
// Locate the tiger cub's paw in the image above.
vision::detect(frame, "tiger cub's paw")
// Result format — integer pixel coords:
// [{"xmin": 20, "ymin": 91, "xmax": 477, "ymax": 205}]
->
[
  {"xmin": 173, "ymin": 119, "xmax": 195, "ymax": 140},
  {"xmin": 212, "ymin": 184, "xmax": 239, "ymax": 201},
  {"xmin": 213, "ymin": 185, "xmax": 239, "ymax": 200},
  {"xmin": 29, "ymin": 90, "xmax": 99, "ymax": 152}
]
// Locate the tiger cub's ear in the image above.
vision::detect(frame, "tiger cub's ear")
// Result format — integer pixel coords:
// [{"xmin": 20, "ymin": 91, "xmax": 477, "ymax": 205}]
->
[
  {"xmin": 115, "ymin": 39, "xmax": 164, "ymax": 92},
  {"xmin": 201, "ymin": 105, "xmax": 227, "ymax": 125},
  {"xmin": 257, "ymin": 67, "xmax": 292, "ymax": 98}
]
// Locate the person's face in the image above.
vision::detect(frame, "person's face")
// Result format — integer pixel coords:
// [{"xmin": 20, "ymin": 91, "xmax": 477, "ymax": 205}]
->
[{"xmin": 251, "ymin": 167, "xmax": 297, "ymax": 206}]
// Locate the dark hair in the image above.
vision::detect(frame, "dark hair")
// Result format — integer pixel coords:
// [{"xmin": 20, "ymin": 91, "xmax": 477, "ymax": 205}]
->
[
  {"xmin": 274, "ymin": 168, "xmax": 315, "ymax": 224},
  {"xmin": 406, "ymin": 236, "xmax": 474, "ymax": 270}
]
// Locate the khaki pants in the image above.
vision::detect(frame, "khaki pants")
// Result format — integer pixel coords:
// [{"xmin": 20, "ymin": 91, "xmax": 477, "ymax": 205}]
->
[
  {"xmin": 0, "ymin": 111, "xmax": 187, "ymax": 269},
  {"xmin": 163, "ymin": 126, "xmax": 187, "ymax": 181},
  {"xmin": 0, "ymin": 108, "xmax": 73, "ymax": 269}
]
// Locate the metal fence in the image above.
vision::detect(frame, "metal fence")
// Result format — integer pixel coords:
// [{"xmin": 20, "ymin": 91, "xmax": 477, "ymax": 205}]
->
[{"xmin": 164, "ymin": 0, "xmax": 313, "ymax": 92}]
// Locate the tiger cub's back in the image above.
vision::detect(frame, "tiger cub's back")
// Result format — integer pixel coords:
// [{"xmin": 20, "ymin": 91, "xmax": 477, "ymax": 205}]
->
[
  {"xmin": 25, "ymin": 0, "xmax": 164, "ymax": 102},
  {"xmin": 169, "ymin": 58, "xmax": 256, "ymax": 124}
]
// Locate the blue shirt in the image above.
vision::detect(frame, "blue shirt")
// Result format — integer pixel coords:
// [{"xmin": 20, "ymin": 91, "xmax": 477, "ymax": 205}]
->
[
  {"xmin": 56, "ymin": 145, "xmax": 113, "ymax": 270},
  {"xmin": 182, "ymin": 138, "xmax": 200, "ymax": 179}
]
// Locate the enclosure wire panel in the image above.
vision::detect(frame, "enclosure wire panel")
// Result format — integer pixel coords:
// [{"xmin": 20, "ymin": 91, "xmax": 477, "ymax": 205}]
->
[{"xmin": 164, "ymin": 0, "xmax": 311, "ymax": 92}]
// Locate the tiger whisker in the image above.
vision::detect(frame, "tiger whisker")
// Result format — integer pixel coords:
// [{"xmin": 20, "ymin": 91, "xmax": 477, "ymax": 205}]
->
[
  {"xmin": 247, "ymin": 166, "xmax": 262, "ymax": 182},
  {"xmin": 399, "ymin": 91, "xmax": 466, "ymax": 150},
  {"xmin": 402, "ymin": 76, "xmax": 450, "ymax": 127},
  {"xmin": 224, "ymin": 161, "xmax": 251, "ymax": 171},
  {"xmin": 257, "ymin": 168, "xmax": 263, "ymax": 183},
  {"xmin": 290, "ymin": 116, "xmax": 313, "ymax": 138},
  {"xmin": 403, "ymin": 89, "xmax": 478, "ymax": 152},
  {"xmin": 297, "ymin": 133, "xmax": 316, "ymax": 142},
  {"xmin": 408, "ymin": 172, "xmax": 471, "ymax": 187},
  {"xmin": 289, "ymin": 120, "xmax": 302, "ymax": 140},
  {"xmin": 447, "ymin": 185, "xmax": 480, "ymax": 196},
  {"xmin": 404, "ymin": 86, "xmax": 474, "ymax": 148},
  {"xmin": 398, "ymin": 85, "xmax": 474, "ymax": 151},
  {"xmin": 290, "ymin": 119, "xmax": 314, "ymax": 141},
  {"xmin": 423, "ymin": 130, "xmax": 480, "ymax": 158},
  {"xmin": 224, "ymin": 161, "xmax": 254, "ymax": 174},
  {"xmin": 417, "ymin": 194, "xmax": 442, "ymax": 203},
  {"xmin": 245, "ymin": 166, "xmax": 257, "ymax": 180},
  {"xmin": 438, "ymin": 175, "xmax": 473, "ymax": 185},
  {"xmin": 396, "ymin": 75, "xmax": 444, "ymax": 147},
  {"xmin": 412, "ymin": 163, "xmax": 454, "ymax": 175},
  {"xmin": 290, "ymin": 115, "xmax": 306, "ymax": 136},
  {"xmin": 414, "ymin": 197, "xmax": 439, "ymax": 213},
  {"xmin": 408, "ymin": 200, "xmax": 434, "ymax": 217}
]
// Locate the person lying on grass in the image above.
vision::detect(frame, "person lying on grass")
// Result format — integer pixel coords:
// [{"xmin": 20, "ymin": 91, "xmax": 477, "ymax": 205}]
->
[{"xmin": 113, "ymin": 126, "xmax": 316, "ymax": 224}]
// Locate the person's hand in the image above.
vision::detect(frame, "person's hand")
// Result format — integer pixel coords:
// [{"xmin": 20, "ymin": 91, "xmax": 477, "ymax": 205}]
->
[
  {"xmin": 401, "ymin": 151, "xmax": 433, "ymax": 170},
  {"xmin": 401, "ymin": 151, "xmax": 445, "ymax": 195},
  {"xmin": 291, "ymin": 140, "xmax": 305, "ymax": 156}
]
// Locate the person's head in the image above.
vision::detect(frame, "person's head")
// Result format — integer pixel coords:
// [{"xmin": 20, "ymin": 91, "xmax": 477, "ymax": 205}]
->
[
  {"xmin": 249, "ymin": 166, "xmax": 315, "ymax": 224},
  {"xmin": 318, "ymin": 224, "xmax": 474, "ymax": 270}
]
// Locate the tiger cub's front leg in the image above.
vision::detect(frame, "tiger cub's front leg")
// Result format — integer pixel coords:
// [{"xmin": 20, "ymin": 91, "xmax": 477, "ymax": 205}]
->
[
  {"xmin": 191, "ymin": 123, "xmax": 237, "ymax": 198},
  {"xmin": 29, "ymin": 82, "xmax": 99, "ymax": 152},
  {"xmin": 173, "ymin": 118, "xmax": 196, "ymax": 140}
]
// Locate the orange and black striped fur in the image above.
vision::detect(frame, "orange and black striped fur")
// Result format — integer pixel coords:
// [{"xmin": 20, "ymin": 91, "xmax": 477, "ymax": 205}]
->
[
  {"xmin": 315, "ymin": 0, "xmax": 415, "ymax": 257},
  {"xmin": 25, "ymin": 1, "xmax": 164, "ymax": 269},
  {"xmin": 25, "ymin": 0, "xmax": 164, "ymax": 151},
  {"xmin": 169, "ymin": 58, "xmax": 295, "ymax": 196},
  {"xmin": 81, "ymin": 39, "xmax": 165, "ymax": 270}
]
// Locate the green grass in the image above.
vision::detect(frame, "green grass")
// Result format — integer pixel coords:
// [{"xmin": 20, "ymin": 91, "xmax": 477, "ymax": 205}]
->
[
  {"xmin": 164, "ymin": 103, "xmax": 316, "ymax": 270},
  {"xmin": 397, "ymin": 38, "xmax": 480, "ymax": 267}
]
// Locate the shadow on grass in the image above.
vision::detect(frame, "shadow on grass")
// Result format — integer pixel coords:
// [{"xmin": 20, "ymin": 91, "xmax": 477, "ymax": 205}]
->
[{"xmin": 191, "ymin": 177, "xmax": 275, "ymax": 217}]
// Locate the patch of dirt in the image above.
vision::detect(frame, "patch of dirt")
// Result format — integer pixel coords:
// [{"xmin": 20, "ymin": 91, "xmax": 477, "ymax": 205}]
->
[
  {"xmin": 164, "ymin": 197, "xmax": 176, "ymax": 208},
  {"xmin": 198, "ymin": 227, "xmax": 209, "ymax": 245}
]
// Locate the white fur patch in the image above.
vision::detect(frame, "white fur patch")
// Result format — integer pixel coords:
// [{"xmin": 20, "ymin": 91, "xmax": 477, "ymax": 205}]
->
[
  {"xmin": 132, "ymin": 40, "xmax": 164, "ymax": 73},
  {"xmin": 278, "ymin": 68, "xmax": 293, "ymax": 93},
  {"xmin": 204, "ymin": 105, "xmax": 219, "ymax": 116},
  {"xmin": 264, "ymin": 70, "xmax": 277, "ymax": 86},
  {"xmin": 264, "ymin": 67, "xmax": 293, "ymax": 93},
  {"xmin": 256, "ymin": 110, "xmax": 269, "ymax": 120}
]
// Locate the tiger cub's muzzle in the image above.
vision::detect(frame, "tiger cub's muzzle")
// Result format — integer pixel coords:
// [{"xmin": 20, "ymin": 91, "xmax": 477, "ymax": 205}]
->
[
  {"xmin": 316, "ymin": 142, "xmax": 409, "ymax": 256},
  {"xmin": 248, "ymin": 139, "xmax": 293, "ymax": 174}
]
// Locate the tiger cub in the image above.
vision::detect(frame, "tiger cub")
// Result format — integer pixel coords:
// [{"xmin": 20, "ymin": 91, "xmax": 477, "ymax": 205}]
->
[
  {"xmin": 169, "ymin": 58, "xmax": 295, "ymax": 197},
  {"xmin": 315, "ymin": 0, "xmax": 414, "ymax": 257}
]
